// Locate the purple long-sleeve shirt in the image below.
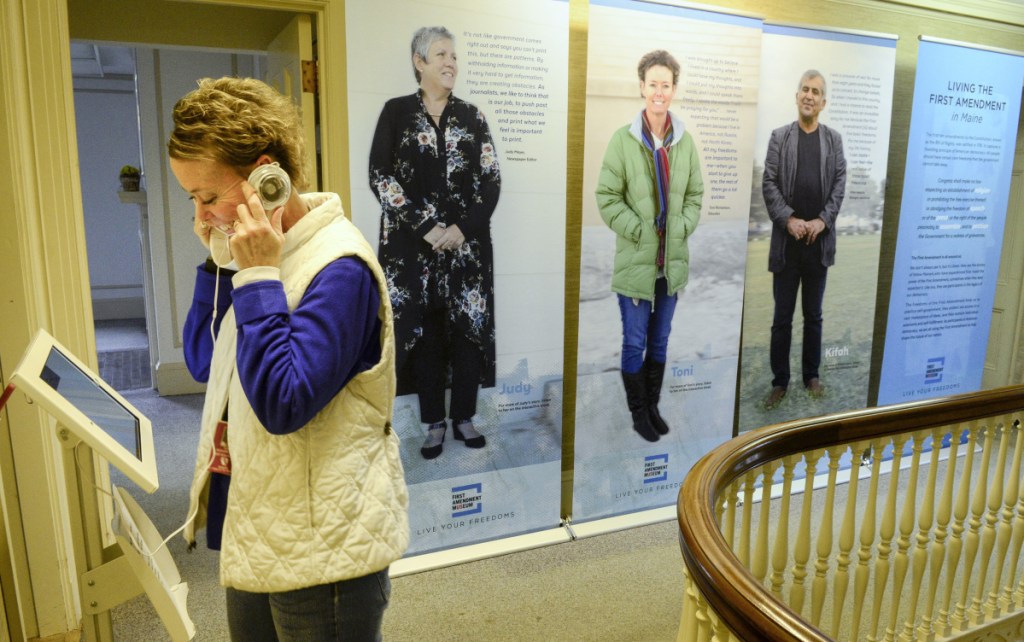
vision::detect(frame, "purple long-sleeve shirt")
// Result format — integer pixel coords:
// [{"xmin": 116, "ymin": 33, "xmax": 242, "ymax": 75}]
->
[{"xmin": 182, "ymin": 257, "xmax": 381, "ymax": 548}]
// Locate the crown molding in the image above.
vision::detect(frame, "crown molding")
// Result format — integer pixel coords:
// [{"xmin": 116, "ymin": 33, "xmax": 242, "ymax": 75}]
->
[{"xmin": 877, "ymin": 0, "xmax": 1024, "ymax": 28}]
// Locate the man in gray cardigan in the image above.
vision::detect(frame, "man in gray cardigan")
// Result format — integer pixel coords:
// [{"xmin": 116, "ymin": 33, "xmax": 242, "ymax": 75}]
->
[{"xmin": 762, "ymin": 69, "xmax": 846, "ymax": 409}]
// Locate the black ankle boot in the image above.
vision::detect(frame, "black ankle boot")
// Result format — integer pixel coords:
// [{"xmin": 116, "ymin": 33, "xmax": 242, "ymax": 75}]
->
[
  {"xmin": 621, "ymin": 370, "xmax": 659, "ymax": 442},
  {"xmin": 643, "ymin": 358, "xmax": 670, "ymax": 435}
]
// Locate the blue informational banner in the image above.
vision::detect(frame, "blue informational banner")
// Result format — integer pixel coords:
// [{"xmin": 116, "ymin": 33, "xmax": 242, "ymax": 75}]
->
[{"xmin": 878, "ymin": 38, "xmax": 1024, "ymax": 406}]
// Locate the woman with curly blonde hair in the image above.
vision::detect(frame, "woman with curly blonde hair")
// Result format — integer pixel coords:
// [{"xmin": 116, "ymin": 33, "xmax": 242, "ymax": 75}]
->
[{"xmin": 171, "ymin": 76, "xmax": 408, "ymax": 641}]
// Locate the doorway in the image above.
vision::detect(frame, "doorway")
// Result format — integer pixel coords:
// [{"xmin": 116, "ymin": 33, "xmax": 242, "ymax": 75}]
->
[
  {"xmin": 68, "ymin": 4, "xmax": 317, "ymax": 395},
  {"xmin": 70, "ymin": 43, "xmax": 153, "ymax": 391}
]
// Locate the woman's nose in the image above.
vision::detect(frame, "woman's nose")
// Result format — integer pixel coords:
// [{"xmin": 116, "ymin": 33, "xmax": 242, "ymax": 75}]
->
[{"xmin": 195, "ymin": 203, "xmax": 217, "ymax": 223}]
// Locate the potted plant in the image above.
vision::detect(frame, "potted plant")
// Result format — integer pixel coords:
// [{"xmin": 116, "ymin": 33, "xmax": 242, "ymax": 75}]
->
[{"xmin": 119, "ymin": 165, "xmax": 141, "ymax": 192}]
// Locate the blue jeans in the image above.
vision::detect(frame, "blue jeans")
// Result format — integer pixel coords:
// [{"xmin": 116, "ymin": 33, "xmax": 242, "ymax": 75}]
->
[
  {"xmin": 770, "ymin": 243, "xmax": 828, "ymax": 388},
  {"xmin": 225, "ymin": 568, "xmax": 391, "ymax": 642},
  {"xmin": 617, "ymin": 277, "xmax": 677, "ymax": 374}
]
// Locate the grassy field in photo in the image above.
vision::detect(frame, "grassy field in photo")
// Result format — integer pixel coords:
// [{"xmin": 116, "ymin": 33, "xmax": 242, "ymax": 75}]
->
[{"xmin": 737, "ymin": 233, "xmax": 882, "ymax": 433}]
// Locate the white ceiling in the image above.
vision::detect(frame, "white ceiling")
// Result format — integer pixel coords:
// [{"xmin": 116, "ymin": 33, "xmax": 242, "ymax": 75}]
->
[{"xmin": 70, "ymin": 42, "xmax": 135, "ymax": 78}]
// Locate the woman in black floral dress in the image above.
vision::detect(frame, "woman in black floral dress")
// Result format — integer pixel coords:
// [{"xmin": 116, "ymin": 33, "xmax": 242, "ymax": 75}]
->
[{"xmin": 370, "ymin": 26, "xmax": 501, "ymax": 460}]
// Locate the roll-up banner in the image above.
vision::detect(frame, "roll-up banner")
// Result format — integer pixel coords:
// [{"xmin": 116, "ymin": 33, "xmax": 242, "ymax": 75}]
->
[
  {"xmin": 573, "ymin": 0, "xmax": 761, "ymax": 525},
  {"xmin": 878, "ymin": 38, "xmax": 1024, "ymax": 406},
  {"xmin": 346, "ymin": 0, "xmax": 569, "ymax": 561},
  {"xmin": 737, "ymin": 24, "xmax": 897, "ymax": 433}
]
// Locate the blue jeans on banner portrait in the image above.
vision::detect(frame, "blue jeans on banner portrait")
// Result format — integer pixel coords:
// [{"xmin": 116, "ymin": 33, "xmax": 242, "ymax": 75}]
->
[
  {"xmin": 770, "ymin": 242, "xmax": 828, "ymax": 389},
  {"xmin": 225, "ymin": 568, "xmax": 391, "ymax": 642},
  {"xmin": 617, "ymin": 277, "xmax": 678, "ymax": 374}
]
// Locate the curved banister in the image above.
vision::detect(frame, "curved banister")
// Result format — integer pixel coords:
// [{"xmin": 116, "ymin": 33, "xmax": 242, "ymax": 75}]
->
[{"xmin": 677, "ymin": 385, "xmax": 1024, "ymax": 641}]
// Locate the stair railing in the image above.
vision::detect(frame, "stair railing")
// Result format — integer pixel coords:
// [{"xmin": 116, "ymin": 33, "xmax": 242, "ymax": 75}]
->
[{"xmin": 677, "ymin": 385, "xmax": 1024, "ymax": 642}]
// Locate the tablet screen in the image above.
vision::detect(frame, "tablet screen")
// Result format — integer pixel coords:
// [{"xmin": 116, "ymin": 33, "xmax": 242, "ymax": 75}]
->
[
  {"xmin": 40, "ymin": 347, "xmax": 141, "ymax": 460},
  {"xmin": 12, "ymin": 329, "xmax": 157, "ymax": 492}
]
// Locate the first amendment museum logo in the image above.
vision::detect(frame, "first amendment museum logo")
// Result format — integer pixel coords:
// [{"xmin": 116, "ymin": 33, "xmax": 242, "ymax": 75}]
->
[
  {"xmin": 925, "ymin": 356, "xmax": 945, "ymax": 384},
  {"xmin": 451, "ymin": 483, "xmax": 483, "ymax": 518},
  {"xmin": 643, "ymin": 454, "xmax": 669, "ymax": 484}
]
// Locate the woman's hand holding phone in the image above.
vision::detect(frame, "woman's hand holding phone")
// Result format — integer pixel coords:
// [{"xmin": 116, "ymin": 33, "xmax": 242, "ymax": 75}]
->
[{"xmin": 228, "ymin": 181, "xmax": 286, "ymax": 270}]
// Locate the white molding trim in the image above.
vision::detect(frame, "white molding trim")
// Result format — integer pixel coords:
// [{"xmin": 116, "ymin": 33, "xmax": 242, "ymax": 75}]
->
[
  {"xmin": 154, "ymin": 362, "xmax": 207, "ymax": 396},
  {"xmin": 567, "ymin": 506, "xmax": 677, "ymax": 540},
  {"xmin": 876, "ymin": 0, "xmax": 1024, "ymax": 28},
  {"xmin": 391, "ymin": 527, "xmax": 572, "ymax": 577},
  {"xmin": 765, "ymin": 19, "xmax": 900, "ymax": 40},
  {"xmin": 921, "ymin": 33, "xmax": 1024, "ymax": 56}
]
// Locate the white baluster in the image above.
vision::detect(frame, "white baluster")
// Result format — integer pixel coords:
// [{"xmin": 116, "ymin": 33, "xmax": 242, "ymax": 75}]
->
[
  {"xmin": 973, "ymin": 418, "xmax": 1009, "ymax": 622},
  {"xmin": 1002, "ymin": 419, "xmax": 1024, "ymax": 608},
  {"xmin": 902, "ymin": 427, "xmax": 942, "ymax": 642},
  {"xmin": 868, "ymin": 434, "xmax": 907, "ymax": 642},
  {"xmin": 739, "ymin": 470, "xmax": 757, "ymax": 570},
  {"xmin": 709, "ymin": 607, "xmax": 734, "ymax": 642},
  {"xmin": 852, "ymin": 438, "xmax": 885, "ymax": 642},
  {"xmin": 694, "ymin": 591, "xmax": 713, "ymax": 642},
  {"xmin": 940, "ymin": 422, "xmax": 978, "ymax": 635},
  {"xmin": 724, "ymin": 483, "xmax": 738, "ymax": 553},
  {"xmin": 993, "ymin": 419, "xmax": 1022, "ymax": 614},
  {"xmin": 920, "ymin": 425, "xmax": 962, "ymax": 642},
  {"xmin": 753, "ymin": 462, "xmax": 780, "ymax": 587},
  {"xmin": 833, "ymin": 442, "xmax": 865, "ymax": 638},
  {"xmin": 954, "ymin": 421, "xmax": 992, "ymax": 629},
  {"xmin": 679, "ymin": 567, "xmax": 699, "ymax": 642},
  {"xmin": 885, "ymin": 431, "xmax": 923, "ymax": 642},
  {"xmin": 771, "ymin": 456, "xmax": 798, "ymax": 598},
  {"xmin": 811, "ymin": 445, "xmax": 842, "ymax": 628},
  {"xmin": 792, "ymin": 450, "xmax": 824, "ymax": 616}
]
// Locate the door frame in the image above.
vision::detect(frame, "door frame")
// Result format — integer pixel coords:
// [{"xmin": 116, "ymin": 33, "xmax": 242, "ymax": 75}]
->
[{"xmin": 0, "ymin": 0, "xmax": 345, "ymax": 637}]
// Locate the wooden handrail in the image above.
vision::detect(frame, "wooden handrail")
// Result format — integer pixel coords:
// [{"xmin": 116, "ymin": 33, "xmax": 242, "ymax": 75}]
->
[{"xmin": 677, "ymin": 385, "xmax": 1024, "ymax": 641}]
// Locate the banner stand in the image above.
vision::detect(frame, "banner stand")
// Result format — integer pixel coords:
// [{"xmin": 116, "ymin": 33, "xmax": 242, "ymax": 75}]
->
[
  {"xmin": 567, "ymin": 506, "xmax": 677, "ymax": 541},
  {"xmin": 391, "ymin": 506, "xmax": 685, "ymax": 576},
  {"xmin": 392, "ymin": 527, "xmax": 571, "ymax": 577}
]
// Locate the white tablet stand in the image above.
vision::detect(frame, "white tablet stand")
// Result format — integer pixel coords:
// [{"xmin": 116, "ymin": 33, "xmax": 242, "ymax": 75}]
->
[{"xmin": 6, "ymin": 329, "xmax": 193, "ymax": 641}]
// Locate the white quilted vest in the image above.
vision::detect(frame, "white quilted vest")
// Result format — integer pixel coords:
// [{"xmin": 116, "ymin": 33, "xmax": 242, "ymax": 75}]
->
[{"xmin": 184, "ymin": 193, "xmax": 409, "ymax": 592}]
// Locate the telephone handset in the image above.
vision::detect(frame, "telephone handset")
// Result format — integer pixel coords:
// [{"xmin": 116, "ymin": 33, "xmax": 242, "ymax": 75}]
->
[
  {"xmin": 248, "ymin": 162, "xmax": 292, "ymax": 212},
  {"xmin": 209, "ymin": 163, "xmax": 292, "ymax": 269}
]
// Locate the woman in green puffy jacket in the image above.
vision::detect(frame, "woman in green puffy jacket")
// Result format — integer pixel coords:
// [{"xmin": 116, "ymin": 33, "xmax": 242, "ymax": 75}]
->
[{"xmin": 595, "ymin": 49, "xmax": 704, "ymax": 443}]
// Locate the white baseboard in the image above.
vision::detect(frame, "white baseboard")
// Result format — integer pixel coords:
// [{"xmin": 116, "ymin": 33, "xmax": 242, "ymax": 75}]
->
[
  {"xmin": 92, "ymin": 296, "xmax": 145, "ymax": 320},
  {"xmin": 154, "ymin": 361, "xmax": 205, "ymax": 396}
]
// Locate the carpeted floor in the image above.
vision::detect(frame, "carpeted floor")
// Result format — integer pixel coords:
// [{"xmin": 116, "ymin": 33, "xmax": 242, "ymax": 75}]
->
[
  {"xmin": 106, "ymin": 386, "xmax": 687, "ymax": 641},
  {"xmin": 97, "ymin": 348, "xmax": 151, "ymax": 391},
  {"xmin": 95, "ymin": 318, "xmax": 152, "ymax": 391}
]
